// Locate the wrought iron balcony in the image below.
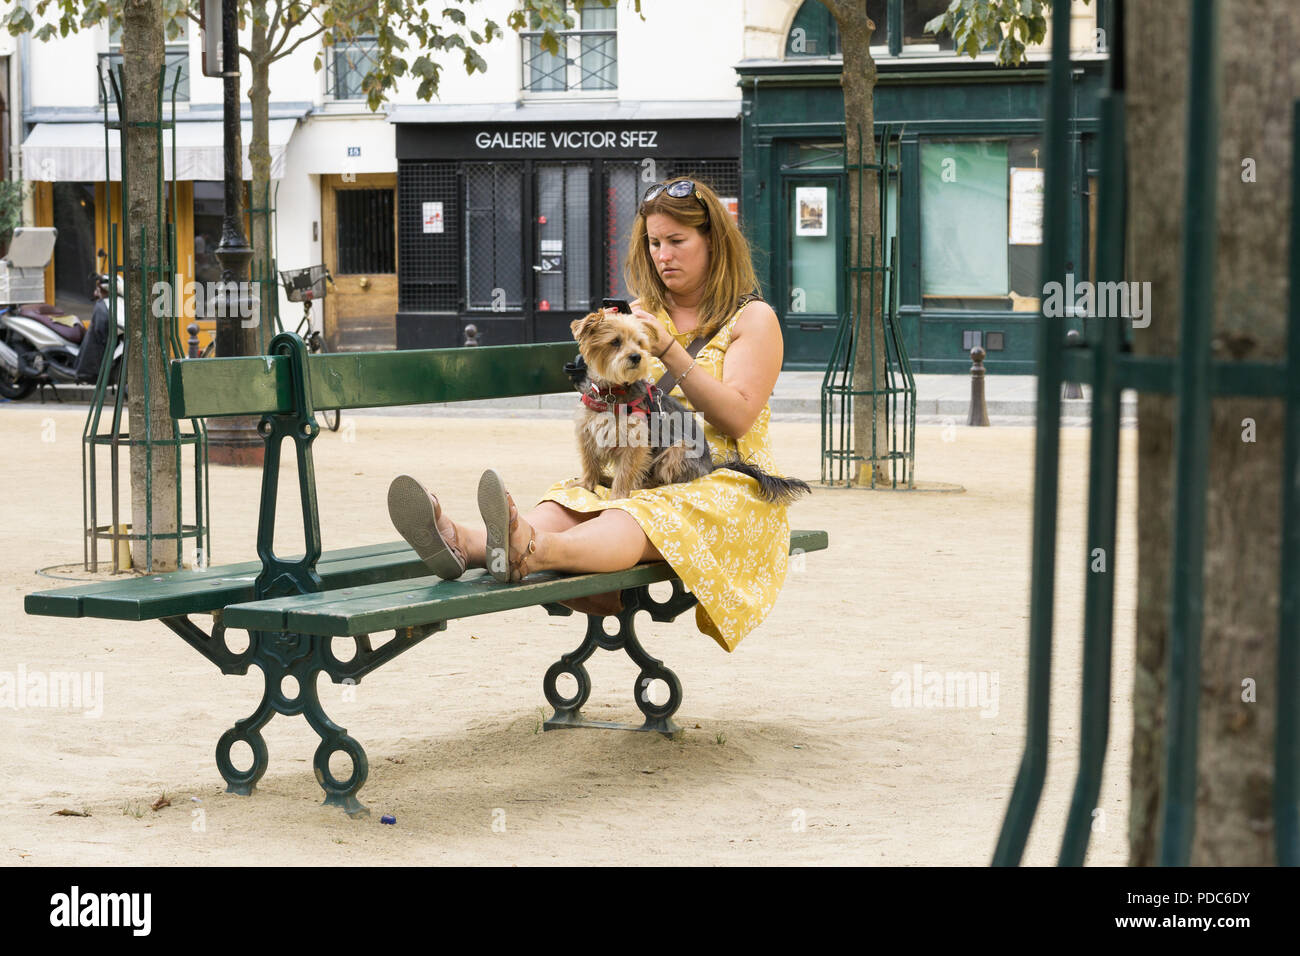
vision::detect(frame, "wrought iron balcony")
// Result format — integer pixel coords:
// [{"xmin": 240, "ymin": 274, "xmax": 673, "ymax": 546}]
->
[{"xmin": 521, "ymin": 29, "xmax": 617, "ymax": 93}]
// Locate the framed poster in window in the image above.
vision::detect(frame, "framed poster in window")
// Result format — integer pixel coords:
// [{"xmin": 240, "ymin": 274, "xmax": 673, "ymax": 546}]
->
[{"xmin": 795, "ymin": 186, "xmax": 828, "ymax": 236}]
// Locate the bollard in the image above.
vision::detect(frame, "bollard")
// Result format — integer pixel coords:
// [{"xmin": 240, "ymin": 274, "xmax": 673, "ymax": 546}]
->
[
  {"xmin": 967, "ymin": 346, "xmax": 990, "ymax": 427},
  {"xmin": 1062, "ymin": 328, "xmax": 1083, "ymax": 398},
  {"xmin": 187, "ymin": 322, "xmax": 200, "ymax": 359},
  {"xmin": 463, "ymin": 323, "xmax": 480, "ymax": 347}
]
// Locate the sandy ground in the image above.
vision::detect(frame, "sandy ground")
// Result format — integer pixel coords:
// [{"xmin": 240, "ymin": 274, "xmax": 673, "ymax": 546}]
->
[{"xmin": 0, "ymin": 403, "xmax": 1137, "ymax": 866}]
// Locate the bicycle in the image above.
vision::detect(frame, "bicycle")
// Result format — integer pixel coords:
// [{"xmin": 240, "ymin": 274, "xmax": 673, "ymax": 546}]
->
[
  {"xmin": 279, "ymin": 265, "xmax": 339, "ymax": 432},
  {"xmin": 197, "ymin": 265, "xmax": 340, "ymax": 432}
]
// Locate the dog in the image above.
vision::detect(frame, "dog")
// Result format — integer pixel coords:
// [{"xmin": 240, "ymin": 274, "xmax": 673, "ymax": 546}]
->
[{"xmin": 567, "ymin": 309, "xmax": 811, "ymax": 505}]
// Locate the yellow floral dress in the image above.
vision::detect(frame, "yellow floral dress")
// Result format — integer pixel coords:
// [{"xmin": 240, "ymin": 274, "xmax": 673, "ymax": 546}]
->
[{"xmin": 539, "ymin": 304, "xmax": 794, "ymax": 652}]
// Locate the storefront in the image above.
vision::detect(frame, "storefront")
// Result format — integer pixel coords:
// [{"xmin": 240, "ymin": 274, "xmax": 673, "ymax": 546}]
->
[
  {"xmin": 21, "ymin": 116, "xmax": 300, "ymax": 349},
  {"xmin": 737, "ymin": 2, "xmax": 1107, "ymax": 373},
  {"xmin": 390, "ymin": 105, "xmax": 741, "ymax": 349}
]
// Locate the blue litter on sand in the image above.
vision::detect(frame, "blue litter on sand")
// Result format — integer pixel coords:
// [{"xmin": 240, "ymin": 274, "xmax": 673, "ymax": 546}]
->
[{"xmin": 380, "ymin": 815, "xmax": 396, "ymax": 825}]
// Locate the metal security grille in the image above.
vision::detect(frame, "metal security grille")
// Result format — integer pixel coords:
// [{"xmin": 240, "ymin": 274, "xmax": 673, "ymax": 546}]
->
[
  {"xmin": 327, "ymin": 37, "xmax": 380, "ymax": 100},
  {"xmin": 398, "ymin": 162, "xmax": 459, "ymax": 311},
  {"xmin": 336, "ymin": 188, "xmax": 395, "ymax": 274},
  {"xmin": 465, "ymin": 163, "xmax": 523, "ymax": 311},
  {"xmin": 603, "ymin": 163, "xmax": 640, "ymax": 298},
  {"xmin": 601, "ymin": 159, "xmax": 741, "ymax": 297},
  {"xmin": 535, "ymin": 163, "xmax": 590, "ymax": 311}
]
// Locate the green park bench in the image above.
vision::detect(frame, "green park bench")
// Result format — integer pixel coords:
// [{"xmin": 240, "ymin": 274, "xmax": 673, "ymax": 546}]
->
[{"xmin": 25, "ymin": 332, "xmax": 828, "ymax": 815}]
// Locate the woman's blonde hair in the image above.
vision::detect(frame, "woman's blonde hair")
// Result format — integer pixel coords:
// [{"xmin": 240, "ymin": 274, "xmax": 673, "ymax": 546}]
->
[{"xmin": 625, "ymin": 178, "xmax": 762, "ymax": 340}]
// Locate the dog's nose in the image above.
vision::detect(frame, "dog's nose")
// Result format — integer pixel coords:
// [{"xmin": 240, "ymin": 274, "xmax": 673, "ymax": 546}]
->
[{"xmin": 629, "ymin": 353, "xmax": 641, "ymax": 365}]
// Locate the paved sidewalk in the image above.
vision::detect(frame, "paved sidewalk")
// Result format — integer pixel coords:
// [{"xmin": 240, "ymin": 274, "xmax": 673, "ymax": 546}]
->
[{"xmin": 9, "ymin": 370, "xmax": 1138, "ymax": 424}]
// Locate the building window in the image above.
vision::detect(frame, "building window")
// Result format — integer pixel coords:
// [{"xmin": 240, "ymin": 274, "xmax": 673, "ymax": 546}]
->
[
  {"xmin": 785, "ymin": 1, "xmax": 844, "ymax": 57},
  {"xmin": 336, "ymin": 188, "xmax": 395, "ymax": 274},
  {"xmin": 784, "ymin": 0, "xmax": 953, "ymax": 57},
  {"xmin": 328, "ymin": 35, "xmax": 380, "ymax": 101},
  {"xmin": 101, "ymin": 19, "xmax": 189, "ymax": 101},
  {"xmin": 903, "ymin": 1, "xmax": 956, "ymax": 51},
  {"xmin": 522, "ymin": 4, "xmax": 617, "ymax": 93},
  {"xmin": 919, "ymin": 137, "xmax": 1042, "ymax": 311}
]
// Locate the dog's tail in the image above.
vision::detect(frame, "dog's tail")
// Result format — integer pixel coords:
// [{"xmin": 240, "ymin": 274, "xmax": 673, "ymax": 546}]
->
[{"xmin": 715, "ymin": 454, "xmax": 812, "ymax": 506}]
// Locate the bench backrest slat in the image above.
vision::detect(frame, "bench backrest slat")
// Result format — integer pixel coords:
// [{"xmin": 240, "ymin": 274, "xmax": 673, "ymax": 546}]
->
[{"xmin": 170, "ymin": 342, "xmax": 578, "ymax": 418}]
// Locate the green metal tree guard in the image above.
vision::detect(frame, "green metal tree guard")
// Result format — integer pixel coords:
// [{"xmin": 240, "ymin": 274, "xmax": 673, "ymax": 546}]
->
[
  {"xmin": 821, "ymin": 124, "xmax": 916, "ymax": 489},
  {"xmin": 992, "ymin": 0, "xmax": 1300, "ymax": 866},
  {"xmin": 83, "ymin": 65, "xmax": 210, "ymax": 573}
]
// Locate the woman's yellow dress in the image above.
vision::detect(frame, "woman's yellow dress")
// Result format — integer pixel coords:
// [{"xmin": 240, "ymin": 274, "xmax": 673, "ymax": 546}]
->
[{"xmin": 539, "ymin": 304, "xmax": 794, "ymax": 652}]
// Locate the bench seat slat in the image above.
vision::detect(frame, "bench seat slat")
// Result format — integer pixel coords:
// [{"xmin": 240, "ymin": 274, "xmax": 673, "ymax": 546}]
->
[
  {"xmin": 222, "ymin": 529, "xmax": 829, "ymax": 637},
  {"xmin": 170, "ymin": 343, "xmax": 578, "ymax": 419},
  {"xmin": 24, "ymin": 541, "xmax": 427, "ymax": 622}
]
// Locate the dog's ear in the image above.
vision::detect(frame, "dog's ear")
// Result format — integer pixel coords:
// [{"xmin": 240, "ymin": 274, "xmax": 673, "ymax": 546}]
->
[
  {"xmin": 570, "ymin": 312, "xmax": 603, "ymax": 340},
  {"xmin": 642, "ymin": 321, "xmax": 662, "ymax": 354}
]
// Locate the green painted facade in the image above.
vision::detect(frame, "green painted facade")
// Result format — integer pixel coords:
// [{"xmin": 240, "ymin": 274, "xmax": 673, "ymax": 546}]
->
[{"xmin": 738, "ymin": 57, "xmax": 1107, "ymax": 373}]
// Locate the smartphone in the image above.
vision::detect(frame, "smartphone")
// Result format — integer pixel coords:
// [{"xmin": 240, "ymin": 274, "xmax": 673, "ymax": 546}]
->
[{"xmin": 601, "ymin": 298, "xmax": 632, "ymax": 314}]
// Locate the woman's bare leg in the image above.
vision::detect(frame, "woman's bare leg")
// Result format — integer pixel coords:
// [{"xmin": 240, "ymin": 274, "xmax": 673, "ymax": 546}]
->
[{"xmin": 528, "ymin": 508, "xmax": 663, "ymax": 574}]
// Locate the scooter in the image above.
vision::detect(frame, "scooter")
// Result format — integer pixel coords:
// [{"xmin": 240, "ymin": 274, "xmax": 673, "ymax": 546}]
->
[{"xmin": 0, "ymin": 231, "xmax": 125, "ymax": 400}]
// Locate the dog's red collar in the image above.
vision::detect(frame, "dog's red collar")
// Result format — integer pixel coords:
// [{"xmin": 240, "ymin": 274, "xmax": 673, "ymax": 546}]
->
[{"xmin": 580, "ymin": 381, "xmax": 661, "ymax": 417}]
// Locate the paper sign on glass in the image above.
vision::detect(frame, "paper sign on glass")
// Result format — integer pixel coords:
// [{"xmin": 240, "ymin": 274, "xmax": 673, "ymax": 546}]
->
[
  {"xmin": 795, "ymin": 187, "xmax": 828, "ymax": 237},
  {"xmin": 1008, "ymin": 168, "xmax": 1044, "ymax": 245}
]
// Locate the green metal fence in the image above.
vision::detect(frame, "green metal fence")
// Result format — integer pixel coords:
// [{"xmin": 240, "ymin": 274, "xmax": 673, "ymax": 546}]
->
[{"xmin": 993, "ymin": 0, "xmax": 1300, "ymax": 866}]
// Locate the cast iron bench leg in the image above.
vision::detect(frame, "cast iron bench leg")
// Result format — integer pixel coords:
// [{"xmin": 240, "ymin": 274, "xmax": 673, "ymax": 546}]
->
[
  {"xmin": 540, "ymin": 581, "xmax": 699, "ymax": 737},
  {"xmin": 216, "ymin": 630, "xmax": 371, "ymax": 817},
  {"xmin": 163, "ymin": 616, "xmax": 443, "ymax": 816}
]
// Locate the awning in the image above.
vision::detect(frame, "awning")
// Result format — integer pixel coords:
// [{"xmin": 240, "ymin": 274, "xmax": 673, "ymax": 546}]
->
[{"xmin": 22, "ymin": 118, "xmax": 299, "ymax": 182}]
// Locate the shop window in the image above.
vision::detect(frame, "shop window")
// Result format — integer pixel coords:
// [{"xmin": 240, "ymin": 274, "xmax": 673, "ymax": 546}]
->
[
  {"xmin": 919, "ymin": 137, "xmax": 1042, "ymax": 311},
  {"xmin": 51, "ymin": 183, "xmax": 97, "ymax": 320},
  {"xmin": 328, "ymin": 35, "xmax": 380, "ymax": 101},
  {"xmin": 465, "ymin": 163, "xmax": 523, "ymax": 311},
  {"xmin": 192, "ymin": 180, "xmax": 249, "ymax": 315},
  {"xmin": 101, "ymin": 17, "xmax": 188, "ymax": 102},
  {"xmin": 336, "ymin": 189, "xmax": 395, "ymax": 274},
  {"xmin": 534, "ymin": 163, "xmax": 589, "ymax": 312},
  {"xmin": 523, "ymin": 3, "xmax": 617, "ymax": 93}
]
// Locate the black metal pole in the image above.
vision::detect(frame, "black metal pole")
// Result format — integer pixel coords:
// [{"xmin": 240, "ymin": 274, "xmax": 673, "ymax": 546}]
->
[{"xmin": 207, "ymin": 0, "xmax": 263, "ymax": 465}]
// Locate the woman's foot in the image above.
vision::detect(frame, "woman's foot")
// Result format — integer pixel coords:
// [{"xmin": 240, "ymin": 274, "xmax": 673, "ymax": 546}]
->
[
  {"xmin": 477, "ymin": 469, "xmax": 537, "ymax": 583},
  {"xmin": 387, "ymin": 475, "xmax": 467, "ymax": 580}
]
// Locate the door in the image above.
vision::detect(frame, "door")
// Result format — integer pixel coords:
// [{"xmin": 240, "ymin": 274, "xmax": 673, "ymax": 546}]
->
[
  {"xmin": 781, "ymin": 175, "xmax": 843, "ymax": 367},
  {"xmin": 322, "ymin": 173, "xmax": 397, "ymax": 352},
  {"xmin": 532, "ymin": 162, "xmax": 592, "ymax": 341}
]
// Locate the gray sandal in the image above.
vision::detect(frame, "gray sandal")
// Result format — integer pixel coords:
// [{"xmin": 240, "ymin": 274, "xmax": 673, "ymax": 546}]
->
[
  {"xmin": 478, "ymin": 468, "xmax": 536, "ymax": 583},
  {"xmin": 387, "ymin": 475, "xmax": 467, "ymax": 580}
]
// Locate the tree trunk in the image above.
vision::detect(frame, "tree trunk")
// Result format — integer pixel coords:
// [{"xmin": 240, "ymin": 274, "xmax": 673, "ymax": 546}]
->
[
  {"xmin": 823, "ymin": 1, "xmax": 887, "ymax": 485},
  {"xmin": 1127, "ymin": 0, "xmax": 1299, "ymax": 864},
  {"xmin": 121, "ymin": 0, "xmax": 179, "ymax": 571},
  {"xmin": 249, "ymin": 5, "xmax": 273, "ymax": 338}
]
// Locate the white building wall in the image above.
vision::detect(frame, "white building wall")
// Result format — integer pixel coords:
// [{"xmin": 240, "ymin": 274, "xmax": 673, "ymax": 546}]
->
[{"xmin": 18, "ymin": 0, "xmax": 748, "ymax": 326}]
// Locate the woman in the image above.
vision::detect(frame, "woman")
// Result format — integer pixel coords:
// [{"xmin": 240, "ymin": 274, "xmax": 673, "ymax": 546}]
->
[{"xmin": 387, "ymin": 178, "xmax": 797, "ymax": 652}]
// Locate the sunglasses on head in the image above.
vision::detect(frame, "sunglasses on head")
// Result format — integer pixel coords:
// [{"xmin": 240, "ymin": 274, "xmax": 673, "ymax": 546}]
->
[{"xmin": 640, "ymin": 179, "xmax": 709, "ymax": 215}]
